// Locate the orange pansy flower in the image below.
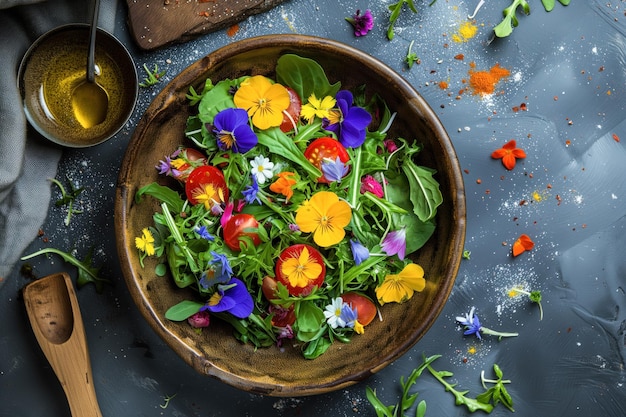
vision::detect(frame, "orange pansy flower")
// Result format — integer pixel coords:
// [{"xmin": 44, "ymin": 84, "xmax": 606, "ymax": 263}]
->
[
  {"xmin": 512, "ymin": 234, "xmax": 534, "ymax": 257},
  {"xmin": 491, "ymin": 140, "xmax": 526, "ymax": 170},
  {"xmin": 269, "ymin": 171, "xmax": 297, "ymax": 201}
]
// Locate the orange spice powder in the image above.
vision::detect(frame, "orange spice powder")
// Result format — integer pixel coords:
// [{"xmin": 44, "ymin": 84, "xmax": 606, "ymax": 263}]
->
[{"xmin": 468, "ymin": 62, "xmax": 511, "ymax": 95}]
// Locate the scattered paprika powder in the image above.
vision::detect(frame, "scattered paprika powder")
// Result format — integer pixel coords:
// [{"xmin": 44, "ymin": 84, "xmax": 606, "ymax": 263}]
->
[{"xmin": 468, "ymin": 62, "xmax": 511, "ymax": 96}]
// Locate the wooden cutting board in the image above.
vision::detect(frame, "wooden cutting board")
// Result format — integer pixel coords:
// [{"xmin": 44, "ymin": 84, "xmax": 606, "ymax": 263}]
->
[{"xmin": 125, "ymin": 0, "xmax": 287, "ymax": 50}]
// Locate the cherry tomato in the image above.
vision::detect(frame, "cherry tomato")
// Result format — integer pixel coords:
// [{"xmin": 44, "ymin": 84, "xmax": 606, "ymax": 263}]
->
[
  {"xmin": 261, "ymin": 276, "xmax": 296, "ymax": 327},
  {"xmin": 185, "ymin": 165, "xmax": 229, "ymax": 211},
  {"xmin": 341, "ymin": 292, "xmax": 377, "ymax": 326},
  {"xmin": 223, "ymin": 213, "xmax": 261, "ymax": 251},
  {"xmin": 275, "ymin": 244, "xmax": 326, "ymax": 296},
  {"xmin": 303, "ymin": 137, "xmax": 350, "ymax": 183},
  {"xmin": 279, "ymin": 87, "xmax": 302, "ymax": 132},
  {"xmin": 172, "ymin": 148, "xmax": 206, "ymax": 182}
]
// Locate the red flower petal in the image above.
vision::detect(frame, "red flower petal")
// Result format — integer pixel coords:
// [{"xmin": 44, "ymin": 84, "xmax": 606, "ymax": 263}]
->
[{"xmin": 512, "ymin": 234, "xmax": 534, "ymax": 257}]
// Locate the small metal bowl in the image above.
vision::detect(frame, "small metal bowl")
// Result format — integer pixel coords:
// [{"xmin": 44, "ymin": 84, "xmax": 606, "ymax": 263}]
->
[{"xmin": 18, "ymin": 24, "xmax": 138, "ymax": 148}]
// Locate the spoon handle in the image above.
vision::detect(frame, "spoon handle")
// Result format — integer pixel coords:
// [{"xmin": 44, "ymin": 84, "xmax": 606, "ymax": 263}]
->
[
  {"xmin": 87, "ymin": 0, "xmax": 100, "ymax": 82},
  {"xmin": 24, "ymin": 273, "xmax": 103, "ymax": 417}
]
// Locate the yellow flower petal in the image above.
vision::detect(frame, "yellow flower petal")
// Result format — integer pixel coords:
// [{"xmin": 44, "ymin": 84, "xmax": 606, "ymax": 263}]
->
[
  {"xmin": 280, "ymin": 246, "xmax": 323, "ymax": 288},
  {"xmin": 233, "ymin": 75, "xmax": 290, "ymax": 130},
  {"xmin": 295, "ymin": 191, "xmax": 352, "ymax": 247},
  {"xmin": 375, "ymin": 263, "xmax": 425, "ymax": 305}
]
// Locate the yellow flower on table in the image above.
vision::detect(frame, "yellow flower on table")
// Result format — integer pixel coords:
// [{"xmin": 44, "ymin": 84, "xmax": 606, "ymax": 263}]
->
[
  {"xmin": 375, "ymin": 263, "xmax": 426, "ymax": 305},
  {"xmin": 295, "ymin": 191, "xmax": 352, "ymax": 247},
  {"xmin": 233, "ymin": 75, "xmax": 290, "ymax": 130}
]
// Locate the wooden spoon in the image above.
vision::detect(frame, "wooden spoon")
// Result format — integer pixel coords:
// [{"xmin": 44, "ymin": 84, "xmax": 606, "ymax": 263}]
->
[{"xmin": 23, "ymin": 272, "xmax": 103, "ymax": 417}]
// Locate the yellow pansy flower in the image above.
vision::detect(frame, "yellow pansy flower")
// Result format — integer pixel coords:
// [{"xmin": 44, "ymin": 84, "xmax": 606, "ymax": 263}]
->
[
  {"xmin": 295, "ymin": 191, "xmax": 352, "ymax": 247},
  {"xmin": 300, "ymin": 94, "xmax": 336, "ymax": 123},
  {"xmin": 135, "ymin": 228, "xmax": 155, "ymax": 256},
  {"xmin": 233, "ymin": 75, "xmax": 290, "ymax": 130},
  {"xmin": 281, "ymin": 246, "xmax": 324, "ymax": 289},
  {"xmin": 375, "ymin": 263, "xmax": 426, "ymax": 305}
]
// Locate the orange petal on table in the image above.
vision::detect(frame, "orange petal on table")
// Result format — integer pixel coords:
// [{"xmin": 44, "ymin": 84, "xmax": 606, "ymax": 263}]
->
[
  {"xmin": 512, "ymin": 234, "xmax": 535, "ymax": 257},
  {"xmin": 491, "ymin": 140, "xmax": 526, "ymax": 171}
]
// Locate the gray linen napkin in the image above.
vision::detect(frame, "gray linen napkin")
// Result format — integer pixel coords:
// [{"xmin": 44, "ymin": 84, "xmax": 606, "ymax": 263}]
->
[{"xmin": 0, "ymin": 0, "xmax": 118, "ymax": 287}]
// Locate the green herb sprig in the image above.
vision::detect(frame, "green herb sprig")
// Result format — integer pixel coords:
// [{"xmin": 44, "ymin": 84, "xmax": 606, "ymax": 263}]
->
[
  {"xmin": 387, "ymin": 1, "xmax": 437, "ymax": 41},
  {"xmin": 511, "ymin": 286, "xmax": 544, "ymax": 320},
  {"xmin": 139, "ymin": 63, "xmax": 166, "ymax": 88},
  {"xmin": 477, "ymin": 364, "xmax": 515, "ymax": 412},
  {"xmin": 21, "ymin": 247, "xmax": 111, "ymax": 293},
  {"xmin": 494, "ymin": 0, "xmax": 570, "ymax": 38},
  {"xmin": 50, "ymin": 176, "xmax": 84, "ymax": 226},
  {"xmin": 405, "ymin": 40, "xmax": 420, "ymax": 69}
]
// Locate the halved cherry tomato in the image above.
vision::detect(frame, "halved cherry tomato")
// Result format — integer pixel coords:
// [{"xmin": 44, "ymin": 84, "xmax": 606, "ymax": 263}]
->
[
  {"xmin": 341, "ymin": 292, "xmax": 377, "ymax": 326},
  {"xmin": 184, "ymin": 165, "xmax": 229, "ymax": 212},
  {"xmin": 275, "ymin": 244, "xmax": 326, "ymax": 296},
  {"xmin": 171, "ymin": 148, "xmax": 206, "ymax": 182},
  {"xmin": 303, "ymin": 137, "xmax": 350, "ymax": 183},
  {"xmin": 223, "ymin": 213, "xmax": 261, "ymax": 251},
  {"xmin": 279, "ymin": 87, "xmax": 302, "ymax": 132}
]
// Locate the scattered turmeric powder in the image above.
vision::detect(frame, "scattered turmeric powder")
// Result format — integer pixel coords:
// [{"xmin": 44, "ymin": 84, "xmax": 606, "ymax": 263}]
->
[
  {"xmin": 438, "ymin": 80, "xmax": 449, "ymax": 90},
  {"xmin": 468, "ymin": 62, "xmax": 511, "ymax": 95},
  {"xmin": 452, "ymin": 20, "xmax": 478, "ymax": 43}
]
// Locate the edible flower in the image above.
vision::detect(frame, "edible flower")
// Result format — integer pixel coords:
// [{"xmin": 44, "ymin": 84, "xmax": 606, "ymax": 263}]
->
[
  {"xmin": 194, "ymin": 225, "xmax": 214, "ymax": 241},
  {"xmin": 360, "ymin": 174, "xmax": 384, "ymax": 198},
  {"xmin": 212, "ymin": 108, "xmax": 258, "ymax": 153},
  {"xmin": 324, "ymin": 297, "xmax": 347, "ymax": 329},
  {"xmin": 269, "ymin": 171, "xmax": 297, "ymax": 201},
  {"xmin": 349, "ymin": 239, "xmax": 370, "ymax": 265},
  {"xmin": 201, "ymin": 277, "xmax": 254, "ymax": 318},
  {"xmin": 324, "ymin": 90, "xmax": 372, "ymax": 148},
  {"xmin": 187, "ymin": 311, "xmax": 210, "ymax": 328},
  {"xmin": 280, "ymin": 245, "xmax": 324, "ymax": 289},
  {"xmin": 242, "ymin": 175, "xmax": 261, "ymax": 205},
  {"xmin": 491, "ymin": 139, "xmax": 526, "ymax": 170},
  {"xmin": 295, "ymin": 191, "xmax": 352, "ymax": 247},
  {"xmin": 456, "ymin": 307, "xmax": 519, "ymax": 340},
  {"xmin": 300, "ymin": 94, "xmax": 336, "ymax": 123},
  {"xmin": 155, "ymin": 155, "xmax": 180, "ymax": 178},
  {"xmin": 135, "ymin": 228, "xmax": 155, "ymax": 256},
  {"xmin": 321, "ymin": 156, "xmax": 349, "ymax": 183},
  {"xmin": 249, "ymin": 155, "xmax": 274, "ymax": 184},
  {"xmin": 375, "ymin": 263, "xmax": 426, "ymax": 305},
  {"xmin": 512, "ymin": 233, "xmax": 534, "ymax": 257},
  {"xmin": 345, "ymin": 9, "xmax": 374, "ymax": 37},
  {"xmin": 233, "ymin": 75, "xmax": 290, "ymax": 130},
  {"xmin": 200, "ymin": 251, "xmax": 233, "ymax": 289},
  {"xmin": 381, "ymin": 227, "xmax": 407, "ymax": 260}
]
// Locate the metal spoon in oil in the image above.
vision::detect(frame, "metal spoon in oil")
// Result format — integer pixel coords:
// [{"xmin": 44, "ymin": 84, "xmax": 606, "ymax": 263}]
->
[{"xmin": 71, "ymin": 0, "xmax": 108, "ymax": 129}]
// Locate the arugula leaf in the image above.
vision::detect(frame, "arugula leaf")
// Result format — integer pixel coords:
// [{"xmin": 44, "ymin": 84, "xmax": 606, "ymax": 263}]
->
[
  {"xmin": 276, "ymin": 54, "xmax": 341, "ymax": 103},
  {"xmin": 401, "ymin": 160, "xmax": 442, "ymax": 222},
  {"xmin": 135, "ymin": 182, "xmax": 185, "ymax": 213},
  {"xmin": 541, "ymin": 0, "xmax": 570, "ymax": 12},
  {"xmin": 493, "ymin": 0, "xmax": 530, "ymax": 38}
]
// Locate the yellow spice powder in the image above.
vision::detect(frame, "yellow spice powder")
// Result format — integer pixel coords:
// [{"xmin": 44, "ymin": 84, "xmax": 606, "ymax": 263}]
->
[{"xmin": 452, "ymin": 21, "xmax": 478, "ymax": 43}]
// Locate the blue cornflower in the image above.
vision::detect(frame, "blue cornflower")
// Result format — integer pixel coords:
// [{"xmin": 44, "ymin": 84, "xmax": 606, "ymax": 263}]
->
[
  {"xmin": 340, "ymin": 303, "xmax": 359, "ymax": 329},
  {"xmin": 212, "ymin": 108, "xmax": 258, "ymax": 153},
  {"xmin": 242, "ymin": 175, "xmax": 261, "ymax": 205},
  {"xmin": 349, "ymin": 239, "xmax": 369, "ymax": 265},
  {"xmin": 381, "ymin": 227, "xmax": 407, "ymax": 260},
  {"xmin": 201, "ymin": 277, "xmax": 253, "ymax": 319},
  {"xmin": 200, "ymin": 251, "xmax": 233, "ymax": 288},
  {"xmin": 194, "ymin": 225, "xmax": 214, "ymax": 241},
  {"xmin": 456, "ymin": 307, "xmax": 519, "ymax": 340},
  {"xmin": 321, "ymin": 156, "xmax": 349, "ymax": 183},
  {"xmin": 324, "ymin": 90, "xmax": 372, "ymax": 148}
]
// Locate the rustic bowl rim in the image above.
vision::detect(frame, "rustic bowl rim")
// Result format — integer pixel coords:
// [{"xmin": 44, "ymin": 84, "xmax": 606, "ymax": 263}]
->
[{"xmin": 115, "ymin": 34, "xmax": 466, "ymax": 396}]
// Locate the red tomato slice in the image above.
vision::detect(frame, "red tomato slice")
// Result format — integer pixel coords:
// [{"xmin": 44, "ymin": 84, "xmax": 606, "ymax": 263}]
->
[
  {"xmin": 341, "ymin": 292, "xmax": 377, "ymax": 326},
  {"xmin": 223, "ymin": 213, "xmax": 261, "ymax": 251},
  {"xmin": 184, "ymin": 165, "xmax": 229, "ymax": 211},
  {"xmin": 275, "ymin": 244, "xmax": 326, "ymax": 296},
  {"xmin": 279, "ymin": 87, "xmax": 302, "ymax": 132},
  {"xmin": 303, "ymin": 137, "xmax": 350, "ymax": 183},
  {"xmin": 172, "ymin": 148, "xmax": 207, "ymax": 182}
]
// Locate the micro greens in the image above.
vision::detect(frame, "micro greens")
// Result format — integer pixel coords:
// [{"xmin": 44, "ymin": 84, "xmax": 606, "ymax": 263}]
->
[
  {"xmin": 139, "ymin": 63, "xmax": 166, "ymax": 88},
  {"xmin": 511, "ymin": 286, "xmax": 544, "ymax": 320},
  {"xmin": 478, "ymin": 364, "xmax": 515, "ymax": 412},
  {"xmin": 387, "ymin": 0, "xmax": 437, "ymax": 41},
  {"xmin": 405, "ymin": 40, "xmax": 420, "ymax": 69},
  {"xmin": 462, "ymin": 249, "xmax": 471, "ymax": 260},
  {"xmin": 159, "ymin": 393, "xmax": 177, "ymax": 409},
  {"xmin": 21, "ymin": 247, "xmax": 111, "ymax": 293},
  {"xmin": 50, "ymin": 176, "xmax": 84, "ymax": 226},
  {"xmin": 367, "ymin": 355, "xmax": 516, "ymax": 415},
  {"xmin": 494, "ymin": 0, "xmax": 570, "ymax": 38}
]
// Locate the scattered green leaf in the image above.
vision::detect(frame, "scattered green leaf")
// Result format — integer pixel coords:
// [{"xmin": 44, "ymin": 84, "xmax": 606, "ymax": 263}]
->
[
  {"xmin": 139, "ymin": 63, "xmax": 166, "ymax": 88},
  {"xmin": 477, "ymin": 364, "xmax": 515, "ymax": 412},
  {"xmin": 50, "ymin": 176, "xmax": 84, "ymax": 226},
  {"xmin": 405, "ymin": 40, "xmax": 420, "ymax": 68}
]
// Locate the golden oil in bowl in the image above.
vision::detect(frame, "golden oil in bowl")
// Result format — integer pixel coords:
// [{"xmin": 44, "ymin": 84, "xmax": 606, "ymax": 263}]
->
[{"xmin": 19, "ymin": 24, "xmax": 138, "ymax": 147}]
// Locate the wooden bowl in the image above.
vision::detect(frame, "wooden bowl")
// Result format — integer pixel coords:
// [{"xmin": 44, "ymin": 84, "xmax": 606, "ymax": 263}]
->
[{"xmin": 115, "ymin": 35, "xmax": 465, "ymax": 396}]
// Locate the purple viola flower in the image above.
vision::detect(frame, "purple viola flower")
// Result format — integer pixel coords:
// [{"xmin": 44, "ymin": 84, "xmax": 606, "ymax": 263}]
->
[
  {"xmin": 381, "ymin": 227, "xmax": 407, "ymax": 260},
  {"xmin": 350, "ymin": 239, "xmax": 370, "ymax": 265},
  {"xmin": 242, "ymin": 175, "xmax": 261, "ymax": 205},
  {"xmin": 155, "ymin": 155, "xmax": 180, "ymax": 177},
  {"xmin": 321, "ymin": 156, "xmax": 349, "ymax": 183},
  {"xmin": 201, "ymin": 277, "xmax": 254, "ymax": 319},
  {"xmin": 212, "ymin": 108, "xmax": 258, "ymax": 153},
  {"xmin": 346, "ymin": 9, "xmax": 374, "ymax": 37},
  {"xmin": 324, "ymin": 90, "xmax": 372, "ymax": 148}
]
